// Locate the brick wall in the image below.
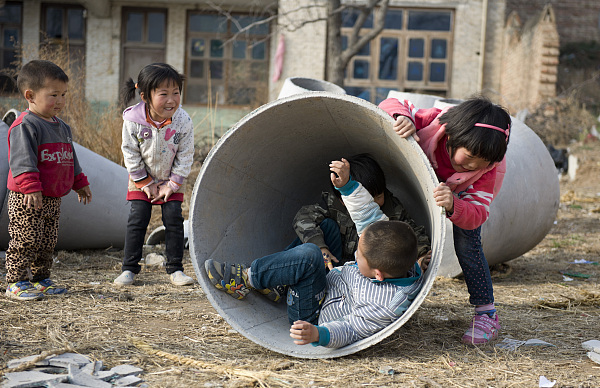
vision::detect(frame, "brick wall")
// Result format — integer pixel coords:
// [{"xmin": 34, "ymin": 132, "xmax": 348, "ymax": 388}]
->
[
  {"xmin": 506, "ymin": 0, "xmax": 600, "ymax": 44},
  {"xmin": 500, "ymin": 5, "xmax": 559, "ymax": 111}
]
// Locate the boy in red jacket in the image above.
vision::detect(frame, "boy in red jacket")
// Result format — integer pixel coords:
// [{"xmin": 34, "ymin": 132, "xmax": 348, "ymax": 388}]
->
[{"xmin": 5, "ymin": 60, "xmax": 92, "ymax": 301}]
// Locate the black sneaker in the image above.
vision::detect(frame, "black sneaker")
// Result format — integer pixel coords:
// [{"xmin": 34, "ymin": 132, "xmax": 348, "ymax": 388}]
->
[{"xmin": 257, "ymin": 285, "xmax": 287, "ymax": 303}]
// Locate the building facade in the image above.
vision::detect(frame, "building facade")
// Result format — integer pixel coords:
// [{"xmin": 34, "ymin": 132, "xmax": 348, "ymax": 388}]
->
[{"xmin": 0, "ymin": 0, "xmax": 592, "ymax": 111}]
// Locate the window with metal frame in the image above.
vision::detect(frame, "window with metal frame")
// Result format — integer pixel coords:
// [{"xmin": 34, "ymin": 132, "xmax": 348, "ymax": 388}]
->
[
  {"xmin": 0, "ymin": 1, "xmax": 21, "ymax": 94},
  {"xmin": 185, "ymin": 12, "xmax": 270, "ymax": 107},
  {"xmin": 342, "ymin": 8, "xmax": 453, "ymax": 104}
]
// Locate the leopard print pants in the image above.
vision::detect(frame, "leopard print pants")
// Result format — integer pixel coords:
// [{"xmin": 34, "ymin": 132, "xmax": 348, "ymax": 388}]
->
[{"xmin": 5, "ymin": 191, "xmax": 61, "ymax": 283}]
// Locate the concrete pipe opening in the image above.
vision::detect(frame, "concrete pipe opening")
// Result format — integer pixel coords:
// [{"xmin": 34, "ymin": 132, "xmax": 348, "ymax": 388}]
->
[
  {"xmin": 189, "ymin": 93, "xmax": 445, "ymax": 358},
  {"xmin": 277, "ymin": 77, "xmax": 346, "ymax": 99}
]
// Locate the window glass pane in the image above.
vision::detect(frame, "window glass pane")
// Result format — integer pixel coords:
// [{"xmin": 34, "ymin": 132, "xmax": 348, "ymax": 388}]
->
[
  {"xmin": 209, "ymin": 61, "xmax": 223, "ymax": 79},
  {"xmin": 430, "ymin": 63, "xmax": 445, "ymax": 82},
  {"xmin": 46, "ymin": 7, "xmax": 63, "ymax": 38},
  {"xmin": 210, "ymin": 40, "xmax": 223, "ymax": 57},
  {"xmin": 384, "ymin": 10, "xmax": 403, "ymax": 30},
  {"xmin": 190, "ymin": 60, "xmax": 203, "ymax": 78},
  {"xmin": 4, "ymin": 29, "xmax": 18, "ymax": 48},
  {"xmin": 251, "ymin": 41, "xmax": 265, "ymax": 59},
  {"xmin": 341, "ymin": 9, "xmax": 373, "ymax": 28},
  {"xmin": 357, "ymin": 40, "xmax": 370, "ymax": 56},
  {"xmin": 431, "ymin": 39, "xmax": 447, "ymax": 58},
  {"xmin": 147, "ymin": 12, "xmax": 165, "ymax": 43},
  {"xmin": 0, "ymin": 4, "xmax": 21, "ymax": 23},
  {"xmin": 126, "ymin": 13, "xmax": 143, "ymax": 42},
  {"xmin": 379, "ymin": 37, "xmax": 397, "ymax": 80},
  {"xmin": 408, "ymin": 38, "xmax": 424, "ymax": 58},
  {"xmin": 185, "ymin": 84, "xmax": 207, "ymax": 104},
  {"xmin": 407, "ymin": 62, "xmax": 423, "ymax": 81},
  {"xmin": 375, "ymin": 88, "xmax": 394, "ymax": 104},
  {"xmin": 3, "ymin": 49, "xmax": 16, "ymax": 68},
  {"xmin": 67, "ymin": 9, "xmax": 84, "ymax": 40},
  {"xmin": 189, "ymin": 14, "xmax": 227, "ymax": 33},
  {"xmin": 228, "ymin": 86, "xmax": 255, "ymax": 105},
  {"xmin": 408, "ymin": 11, "xmax": 451, "ymax": 31},
  {"xmin": 353, "ymin": 60, "xmax": 369, "ymax": 79},
  {"xmin": 250, "ymin": 62, "xmax": 268, "ymax": 81},
  {"xmin": 345, "ymin": 86, "xmax": 370, "ymax": 102},
  {"xmin": 232, "ymin": 15, "xmax": 269, "ymax": 35},
  {"xmin": 232, "ymin": 40, "xmax": 246, "ymax": 59},
  {"xmin": 191, "ymin": 39, "xmax": 205, "ymax": 57},
  {"xmin": 341, "ymin": 35, "xmax": 347, "ymax": 50}
]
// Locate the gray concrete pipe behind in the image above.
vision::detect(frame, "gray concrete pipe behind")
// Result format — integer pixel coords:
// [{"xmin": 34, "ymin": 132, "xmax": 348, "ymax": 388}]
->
[
  {"xmin": 0, "ymin": 126, "xmax": 130, "ymax": 250},
  {"xmin": 388, "ymin": 91, "xmax": 560, "ymax": 277},
  {"xmin": 189, "ymin": 92, "xmax": 446, "ymax": 358}
]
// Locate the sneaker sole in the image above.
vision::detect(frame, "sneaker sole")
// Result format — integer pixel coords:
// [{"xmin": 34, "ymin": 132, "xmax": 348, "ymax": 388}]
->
[
  {"xmin": 171, "ymin": 279, "xmax": 195, "ymax": 286},
  {"xmin": 5, "ymin": 289, "xmax": 44, "ymax": 301}
]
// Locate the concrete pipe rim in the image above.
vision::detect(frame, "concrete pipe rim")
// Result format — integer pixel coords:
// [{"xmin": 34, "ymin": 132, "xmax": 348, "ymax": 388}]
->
[{"xmin": 189, "ymin": 92, "xmax": 445, "ymax": 358}]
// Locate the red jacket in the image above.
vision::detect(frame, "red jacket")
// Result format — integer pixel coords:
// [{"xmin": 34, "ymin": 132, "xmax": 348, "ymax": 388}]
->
[
  {"xmin": 379, "ymin": 98, "xmax": 506, "ymax": 230},
  {"xmin": 7, "ymin": 111, "xmax": 89, "ymax": 197}
]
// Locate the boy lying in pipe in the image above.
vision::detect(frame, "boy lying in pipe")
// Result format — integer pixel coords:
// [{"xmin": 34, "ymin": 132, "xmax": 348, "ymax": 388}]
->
[
  {"xmin": 292, "ymin": 153, "xmax": 431, "ymax": 271},
  {"xmin": 205, "ymin": 158, "xmax": 428, "ymax": 348}
]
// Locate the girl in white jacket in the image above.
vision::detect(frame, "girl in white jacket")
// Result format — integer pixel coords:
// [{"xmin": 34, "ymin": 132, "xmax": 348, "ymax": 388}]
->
[{"xmin": 114, "ymin": 63, "xmax": 195, "ymax": 287}]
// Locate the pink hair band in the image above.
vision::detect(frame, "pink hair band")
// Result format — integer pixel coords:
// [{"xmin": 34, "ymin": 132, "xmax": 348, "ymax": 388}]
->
[{"xmin": 474, "ymin": 123, "xmax": 510, "ymax": 141}]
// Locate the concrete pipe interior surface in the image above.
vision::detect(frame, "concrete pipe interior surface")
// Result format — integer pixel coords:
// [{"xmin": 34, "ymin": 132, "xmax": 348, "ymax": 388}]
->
[{"xmin": 189, "ymin": 92, "xmax": 446, "ymax": 358}]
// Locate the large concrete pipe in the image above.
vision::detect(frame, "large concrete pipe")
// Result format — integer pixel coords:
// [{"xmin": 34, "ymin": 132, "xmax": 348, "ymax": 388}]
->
[
  {"xmin": 0, "ymin": 140, "xmax": 130, "ymax": 250},
  {"xmin": 387, "ymin": 91, "xmax": 560, "ymax": 277},
  {"xmin": 277, "ymin": 76, "xmax": 346, "ymax": 99},
  {"xmin": 189, "ymin": 92, "xmax": 446, "ymax": 358}
]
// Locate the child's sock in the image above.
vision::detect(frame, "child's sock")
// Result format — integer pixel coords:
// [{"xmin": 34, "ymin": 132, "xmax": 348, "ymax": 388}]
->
[
  {"xmin": 475, "ymin": 304, "xmax": 496, "ymax": 318},
  {"xmin": 246, "ymin": 267, "xmax": 255, "ymax": 288}
]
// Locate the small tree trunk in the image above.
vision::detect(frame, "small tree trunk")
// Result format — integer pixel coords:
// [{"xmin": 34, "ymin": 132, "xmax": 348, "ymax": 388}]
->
[{"xmin": 326, "ymin": 0, "xmax": 344, "ymax": 86}]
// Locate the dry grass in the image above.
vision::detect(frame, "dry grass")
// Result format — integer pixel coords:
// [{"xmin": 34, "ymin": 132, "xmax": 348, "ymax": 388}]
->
[{"xmin": 0, "ymin": 142, "xmax": 599, "ymax": 388}]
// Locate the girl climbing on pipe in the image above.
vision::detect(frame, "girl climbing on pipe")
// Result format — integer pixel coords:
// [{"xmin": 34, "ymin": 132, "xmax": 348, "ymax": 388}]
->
[
  {"xmin": 379, "ymin": 96, "xmax": 511, "ymax": 345},
  {"xmin": 114, "ymin": 63, "xmax": 195, "ymax": 287}
]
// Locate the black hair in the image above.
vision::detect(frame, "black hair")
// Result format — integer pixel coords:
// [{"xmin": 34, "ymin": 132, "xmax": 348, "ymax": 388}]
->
[
  {"xmin": 439, "ymin": 97, "xmax": 512, "ymax": 164},
  {"xmin": 119, "ymin": 63, "xmax": 185, "ymax": 110},
  {"xmin": 361, "ymin": 220, "xmax": 418, "ymax": 278},
  {"xmin": 17, "ymin": 60, "xmax": 68, "ymax": 95},
  {"xmin": 332, "ymin": 153, "xmax": 386, "ymax": 199}
]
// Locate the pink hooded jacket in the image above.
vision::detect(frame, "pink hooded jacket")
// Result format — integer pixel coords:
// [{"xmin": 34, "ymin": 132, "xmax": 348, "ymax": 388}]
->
[{"xmin": 379, "ymin": 98, "xmax": 507, "ymax": 230}]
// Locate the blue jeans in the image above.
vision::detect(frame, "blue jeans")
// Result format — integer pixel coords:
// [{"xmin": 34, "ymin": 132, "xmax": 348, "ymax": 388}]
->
[
  {"xmin": 453, "ymin": 224, "xmax": 494, "ymax": 306},
  {"xmin": 285, "ymin": 218, "xmax": 343, "ymax": 261},
  {"xmin": 250, "ymin": 243, "xmax": 327, "ymax": 325},
  {"xmin": 123, "ymin": 200, "xmax": 185, "ymax": 275}
]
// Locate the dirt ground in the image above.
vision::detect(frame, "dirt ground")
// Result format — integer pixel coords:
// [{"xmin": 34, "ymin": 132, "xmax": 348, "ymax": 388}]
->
[{"xmin": 1, "ymin": 139, "xmax": 599, "ymax": 388}]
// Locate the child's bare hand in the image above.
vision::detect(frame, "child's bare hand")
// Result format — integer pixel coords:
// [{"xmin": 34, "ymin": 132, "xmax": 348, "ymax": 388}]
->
[
  {"xmin": 330, "ymin": 158, "xmax": 350, "ymax": 188},
  {"xmin": 290, "ymin": 320, "xmax": 320, "ymax": 345},
  {"xmin": 394, "ymin": 116, "xmax": 419, "ymax": 141},
  {"xmin": 76, "ymin": 185, "xmax": 92, "ymax": 205},
  {"xmin": 152, "ymin": 183, "xmax": 174, "ymax": 203},
  {"xmin": 321, "ymin": 248, "xmax": 339, "ymax": 270},
  {"xmin": 23, "ymin": 191, "xmax": 43, "ymax": 210},
  {"xmin": 433, "ymin": 183, "xmax": 454, "ymax": 213},
  {"xmin": 142, "ymin": 183, "xmax": 159, "ymax": 200},
  {"xmin": 418, "ymin": 250, "xmax": 432, "ymax": 271}
]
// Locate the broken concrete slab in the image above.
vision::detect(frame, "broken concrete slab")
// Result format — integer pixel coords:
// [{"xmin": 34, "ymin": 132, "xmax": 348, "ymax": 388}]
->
[
  {"xmin": 68, "ymin": 364, "xmax": 112, "ymax": 388},
  {"xmin": 46, "ymin": 353, "xmax": 91, "ymax": 368},
  {"xmin": 582, "ymin": 339, "xmax": 600, "ymax": 353},
  {"xmin": 3, "ymin": 371, "xmax": 68, "ymax": 387},
  {"xmin": 109, "ymin": 365, "xmax": 143, "ymax": 377},
  {"xmin": 7, "ymin": 354, "xmax": 49, "ymax": 369},
  {"xmin": 588, "ymin": 351, "xmax": 600, "ymax": 365},
  {"xmin": 144, "ymin": 252, "xmax": 165, "ymax": 267},
  {"xmin": 113, "ymin": 375, "xmax": 143, "ymax": 387}
]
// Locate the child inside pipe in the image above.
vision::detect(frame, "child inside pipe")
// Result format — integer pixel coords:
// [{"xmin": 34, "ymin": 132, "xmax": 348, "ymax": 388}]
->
[
  {"xmin": 292, "ymin": 153, "xmax": 431, "ymax": 270},
  {"xmin": 114, "ymin": 63, "xmax": 195, "ymax": 287},
  {"xmin": 379, "ymin": 96, "xmax": 511, "ymax": 345},
  {"xmin": 205, "ymin": 158, "xmax": 429, "ymax": 348}
]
